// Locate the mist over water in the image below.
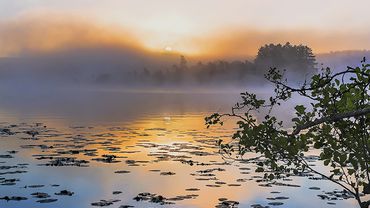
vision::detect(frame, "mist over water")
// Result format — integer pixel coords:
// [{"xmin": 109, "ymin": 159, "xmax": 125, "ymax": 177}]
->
[
  {"xmin": 0, "ymin": 19, "xmax": 368, "ymax": 208},
  {"xmin": 0, "ymin": 45, "xmax": 368, "ymax": 126},
  {"xmin": 0, "ymin": 2, "xmax": 369, "ymax": 207}
]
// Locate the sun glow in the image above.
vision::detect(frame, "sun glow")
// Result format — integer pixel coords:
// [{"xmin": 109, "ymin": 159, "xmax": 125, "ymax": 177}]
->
[
  {"xmin": 164, "ymin": 46, "xmax": 173, "ymax": 52},
  {"xmin": 2, "ymin": 12, "xmax": 370, "ymax": 59}
]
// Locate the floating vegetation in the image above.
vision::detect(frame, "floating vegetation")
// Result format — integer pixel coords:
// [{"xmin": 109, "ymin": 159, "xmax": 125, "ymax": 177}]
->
[
  {"xmin": 27, "ymin": 185, "xmax": 45, "ymax": 188},
  {"xmin": 114, "ymin": 170, "xmax": 130, "ymax": 174},
  {"xmin": 160, "ymin": 171, "xmax": 176, "ymax": 176},
  {"xmin": 185, "ymin": 188, "xmax": 200, "ymax": 191},
  {"xmin": 93, "ymin": 155, "xmax": 120, "ymax": 163},
  {"xmin": 0, "ymin": 128, "xmax": 14, "ymax": 135},
  {"xmin": 215, "ymin": 199, "xmax": 239, "ymax": 208},
  {"xmin": 91, "ymin": 199, "xmax": 121, "ymax": 207},
  {"xmin": 0, "ymin": 119, "xmax": 357, "ymax": 208},
  {"xmin": 0, "ymin": 178, "xmax": 19, "ymax": 186},
  {"xmin": 31, "ymin": 192, "xmax": 50, "ymax": 198},
  {"xmin": 267, "ymin": 201, "xmax": 284, "ymax": 206},
  {"xmin": 55, "ymin": 190, "xmax": 74, "ymax": 196},
  {"xmin": 41, "ymin": 157, "xmax": 89, "ymax": 167},
  {"xmin": 251, "ymin": 204, "xmax": 269, "ymax": 208},
  {"xmin": 133, "ymin": 192, "xmax": 172, "ymax": 205},
  {"xmin": 0, "ymin": 196, "xmax": 28, "ymax": 201},
  {"xmin": 316, "ymin": 189, "xmax": 354, "ymax": 201}
]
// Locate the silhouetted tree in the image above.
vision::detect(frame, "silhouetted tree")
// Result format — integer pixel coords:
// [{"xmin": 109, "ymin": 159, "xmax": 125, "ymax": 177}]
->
[
  {"xmin": 255, "ymin": 42, "xmax": 316, "ymax": 79},
  {"xmin": 206, "ymin": 59, "xmax": 370, "ymax": 208}
]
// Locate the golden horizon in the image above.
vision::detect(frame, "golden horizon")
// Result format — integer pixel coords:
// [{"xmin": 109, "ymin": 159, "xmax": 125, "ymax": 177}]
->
[{"xmin": 0, "ymin": 15, "xmax": 369, "ymax": 60}]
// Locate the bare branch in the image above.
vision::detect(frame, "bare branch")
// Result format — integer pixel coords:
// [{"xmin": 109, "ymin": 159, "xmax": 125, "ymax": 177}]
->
[{"xmin": 292, "ymin": 107, "xmax": 370, "ymax": 135}]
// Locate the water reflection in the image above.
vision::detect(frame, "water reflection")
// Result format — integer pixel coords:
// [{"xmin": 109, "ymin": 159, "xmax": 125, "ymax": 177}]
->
[
  {"xmin": 0, "ymin": 89, "xmax": 241, "ymax": 123},
  {"xmin": 0, "ymin": 91, "xmax": 357, "ymax": 207}
]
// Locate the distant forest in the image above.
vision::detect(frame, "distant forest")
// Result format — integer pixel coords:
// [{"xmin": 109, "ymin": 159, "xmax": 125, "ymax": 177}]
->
[
  {"xmin": 4, "ymin": 43, "xmax": 368, "ymax": 89},
  {"xmin": 96, "ymin": 42, "xmax": 317, "ymax": 87},
  {"xmin": 0, "ymin": 42, "xmax": 369, "ymax": 89}
]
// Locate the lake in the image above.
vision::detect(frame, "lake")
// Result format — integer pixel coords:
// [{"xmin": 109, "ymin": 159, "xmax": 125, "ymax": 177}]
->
[{"xmin": 0, "ymin": 90, "xmax": 358, "ymax": 207}]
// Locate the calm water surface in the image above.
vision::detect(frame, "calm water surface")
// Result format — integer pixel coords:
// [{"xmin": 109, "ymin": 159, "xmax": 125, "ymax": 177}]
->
[{"xmin": 0, "ymin": 90, "xmax": 358, "ymax": 207}]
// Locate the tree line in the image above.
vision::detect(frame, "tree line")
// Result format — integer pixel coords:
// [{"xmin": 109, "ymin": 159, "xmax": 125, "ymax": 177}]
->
[{"xmin": 95, "ymin": 42, "xmax": 317, "ymax": 86}]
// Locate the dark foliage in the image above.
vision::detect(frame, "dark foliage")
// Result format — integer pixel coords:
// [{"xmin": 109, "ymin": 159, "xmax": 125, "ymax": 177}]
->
[{"xmin": 206, "ymin": 59, "xmax": 369, "ymax": 207}]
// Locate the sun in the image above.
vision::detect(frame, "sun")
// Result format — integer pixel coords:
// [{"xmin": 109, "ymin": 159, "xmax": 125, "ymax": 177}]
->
[{"xmin": 164, "ymin": 46, "xmax": 173, "ymax": 52}]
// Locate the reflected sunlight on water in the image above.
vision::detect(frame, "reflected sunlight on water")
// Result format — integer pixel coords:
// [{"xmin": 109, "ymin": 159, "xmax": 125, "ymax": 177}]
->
[{"xmin": 0, "ymin": 92, "xmax": 358, "ymax": 208}]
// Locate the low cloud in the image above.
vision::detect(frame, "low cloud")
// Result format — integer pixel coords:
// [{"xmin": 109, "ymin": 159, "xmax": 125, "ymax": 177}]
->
[
  {"xmin": 1, "ymin": 16, "xmax": 369, "ymax": 60},
  {"xmin": 0, "ymin": 16, "xmax": 144, "ymax": 57}
]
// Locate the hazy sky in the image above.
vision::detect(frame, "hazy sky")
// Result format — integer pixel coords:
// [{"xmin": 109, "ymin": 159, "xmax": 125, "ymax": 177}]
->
[{"xmin": 1, "ymin": 0, "xmax": 370, "ymax": 58}]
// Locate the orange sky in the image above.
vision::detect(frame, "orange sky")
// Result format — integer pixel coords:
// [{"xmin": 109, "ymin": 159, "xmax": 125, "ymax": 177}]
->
[{"xmin": 1, "ymin": 1, "xmax": 370, "ymax": 59}]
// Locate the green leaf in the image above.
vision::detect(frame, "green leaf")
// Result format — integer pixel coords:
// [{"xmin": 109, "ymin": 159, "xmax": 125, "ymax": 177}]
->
[
  {"xmin": 255, "ymin": 167, "xmax": 264, "ymax": 172},
  {"xmin": 348, "ymin": 169, "xmax": 356, "ymax": 175},
  {"xmin": 295, "ymin": 105, "xmax": 306, "ymax": 114},
  {"xmin": 323, "ymin": 159, "xmax": 330, "ymax": 166}
]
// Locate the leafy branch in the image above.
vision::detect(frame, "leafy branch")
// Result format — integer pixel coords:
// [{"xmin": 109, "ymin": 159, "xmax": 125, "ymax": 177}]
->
[{"xmin": 206, "ymin": 59, "xmax": 370, "ymax": 207}]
